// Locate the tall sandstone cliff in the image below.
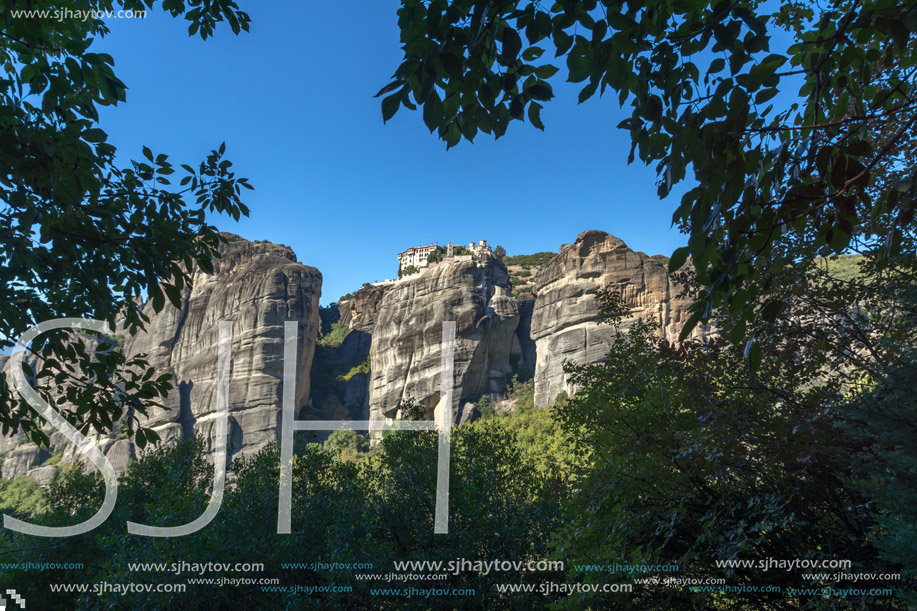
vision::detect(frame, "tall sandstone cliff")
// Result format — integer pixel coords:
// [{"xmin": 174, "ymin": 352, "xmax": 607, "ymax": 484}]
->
[
  {"xmin": 119, "ymin": 234, "xmax": 322, "ymax": 458},
  {"xmin": 1, "ymin": 234, "xmax": 322, "ymax": 480},
  {"xmin": 530, "ymin": 230, "xmax": 700, "ymax": 406},
  {"xmin": 3, "ymin": 229, "xmax": 706, "ymax": 483},
  {"xmin": 366, "ymin": 253, "xmax": 519, "ymax": 424}
]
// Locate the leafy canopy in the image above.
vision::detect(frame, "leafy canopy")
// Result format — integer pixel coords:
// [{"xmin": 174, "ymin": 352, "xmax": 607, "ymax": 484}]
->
[
  {"xmin": 0, "ymin": 0, "xmax": 252, "ymax": 445},
  {"xmin": 381, "ymin": 0, "xmax": 917, "ymax": 354}
]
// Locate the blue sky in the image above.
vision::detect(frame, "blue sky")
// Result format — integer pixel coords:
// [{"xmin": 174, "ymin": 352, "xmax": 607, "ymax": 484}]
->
[{"xmin": 96, "ymin": 1, "xmax": 687, "ymax": 304}]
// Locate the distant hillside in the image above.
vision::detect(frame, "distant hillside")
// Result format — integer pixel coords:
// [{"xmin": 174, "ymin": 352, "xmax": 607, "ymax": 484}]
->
[
  {"xmin": 815, "ymin": 254, "xmax": 865, "ymax": 282},
  {"xmin": 504, "ymin": 252, "xmax": 556, "ymax": 298}
]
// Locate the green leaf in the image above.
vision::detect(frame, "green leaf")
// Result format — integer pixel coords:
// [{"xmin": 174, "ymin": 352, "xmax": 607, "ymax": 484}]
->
[
  {"xmin": 509, "ymin": 98, "xmax": 523, "ymax": 119},
  {"xmin": 528, "ymin": 102, "xmax": 544, "ymax": 130},
  {"xmin": 728, "ymin": 319, "xmax": 747, "ymax": 345},
  {"xmin": 669, "ymin": 246, "xmax": 690, "ymax": 272},
  {"xmin": 761, "ymin": 300, "xmax": 782, "ymax": 324},
  {"xmin": 578, "ymin": 82, "xmax": 598, "ymax": 104},
  {"xmin": 748, "ymin": 342, "xmax": 762, "ymax": 372},
  {"xmin": 443, "ymin": 122, "xmax": 461, "ymax": 148},
  {"xmin": 567, "ymin": 49, "xmax": 591, "ymax": 83},
  {"xmin": 375, "ymin": 81, "xmax": 402, "ymax": 98},
  {"xmin": 535, "ymin": 64, "xmax": 559, "ymax": 79},
  {"xmin": 755, "ymin": 88, "xmax": 778, "ymax": 104},
  {"xmin": 530, "ymin": 83, "xmax": 554, "ymax": 101},
  {"xmin": 382, "ymin": 93, "xmax": 400, "ymax": 123},
  {"xmin": 423, "ymin": 91, "xmax": 444, "ymax": 132},
  {"xmin": 679, "ymin": 310, "xmax": 702, "ymax": 341},
  {"xmin": 163, "ymin": 283, "xmax": 183, "ymax": 310},
  {"xmin": 502, "ymin": 28, "xmax": 523, "ymax": 61},
  {"xmin": 522, "ymin": 47, "xmax": 544, "ymax": 61},
  {"xmin": 198, "ymin": 256, "xmax": 214, "ymax": 275},
  {"xmin": 21, "ymin": 63, "xmax": 41, "ymax": 83},
  {"xmin": 83, "ymin": 128, "xmax": 107, "ymax": 143},
  {"xmin": 149, "ymin": 283, "xmax": 165, "ymax": 313}
]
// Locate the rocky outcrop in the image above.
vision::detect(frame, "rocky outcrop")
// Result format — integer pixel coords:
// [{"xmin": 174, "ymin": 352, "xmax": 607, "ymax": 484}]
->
[
  {"xmin": 530, "ymin": 230, "xmax": 701, "ymax": 406},
  {"xmin": 2, "ymin": 227, "xmax": 711, "ymax": 485},
  {"xmin": 2, "ymin": 234, "xmax": 322, "ymax": 481},
  {"xmin": 2, "ymin": 445, "xmax": 47, "ymax": 480},
  {"xmin": 118, "ymin": 234, "xmax": 322, "ymax": 460},
  {"xmin": 337, "ymin": 284, "xmax": 386, "ymax": 364},
  {"xmin": 339, "ymin": 284, "xmax": 387, "ymax": 333},
  {"xmin": 368, "ymin": 253, "xmax": 519, "ymax": 422}
]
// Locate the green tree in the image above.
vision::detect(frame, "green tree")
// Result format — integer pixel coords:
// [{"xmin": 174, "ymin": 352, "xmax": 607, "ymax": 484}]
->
[
  {"xmin": 552, "ymin": 297, "xmax": 891, "ymax": 608},
  {"xmin": 398, "ymin": 264, "xmax": 420, "ymax": 278},
  {"xmin": 841, "ymin": 283, "xmax": 917, "ymax": 606},
  {"xmin": 486, "ymin": 378, "xmax": 579, "ymax": 489},
  {"xmin": 363, "ymin": 414, "xmax": 562, "ymax": 608},
  {"xmin": 2, "ymin": 406, "xmax": 564, "ymax": 609},
  {"xmin": 427, "ymin": 246, "xmax": 444, "ymax": 263},
  {"xmin": 473, "ymin": 393, "xmax": 495, "ymax": 418},
  {"xmin": 494, "ymin": 244, "xmax": 506, "ymax": 257},
  {"xmin": 0, "ymin": 0, "xmax": 253, "ymax": 446},
  {"xmin": 0, "ymin": 476, "xmax": 50, "ymax": 519},
  {"xmin": 381, "ymin": 0, "xmax": 917, "ymax": 350},
  {"xmin": 324, "ymin": 429, "xmax": 370, "ymax": 457}
]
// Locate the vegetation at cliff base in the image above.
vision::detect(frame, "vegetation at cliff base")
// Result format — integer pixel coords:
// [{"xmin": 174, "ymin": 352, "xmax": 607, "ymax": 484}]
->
[{"xmin": 1, "ymin": 424, "xmax": 561, "ymax": 609}]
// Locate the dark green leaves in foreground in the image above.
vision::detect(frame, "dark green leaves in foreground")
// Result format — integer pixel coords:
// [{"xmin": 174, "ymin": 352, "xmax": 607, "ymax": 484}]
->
[
  {"xmin": 0, "ymin": 0, "xmax": 252, "ymax": 443},
  {"xmin": 382, "ymin": 0, "xmax": 917, "ymax": 364}
]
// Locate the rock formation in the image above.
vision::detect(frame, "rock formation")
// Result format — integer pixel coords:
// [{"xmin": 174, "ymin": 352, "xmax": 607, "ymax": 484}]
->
[
  {"xmin": 530, "ymin": 230, "xmax": 701, "ymax": 406},
  {"xmin": 2, "ymin": 228, "xmax": 708, "ymax": 484},
  {"xmin": 118, "ymin": 234, "xmax": 322, "ymax": 459},
  {"xmin": 367, "ymin": 253, "xmax": 519, "ymax": 423},
  {"xmin": 1, "ymin": 234, "xmax": 322, "ymax": 480},
  {"xmin": 337, "ymin": 284, "xmax": 386, "ymax": 364}
]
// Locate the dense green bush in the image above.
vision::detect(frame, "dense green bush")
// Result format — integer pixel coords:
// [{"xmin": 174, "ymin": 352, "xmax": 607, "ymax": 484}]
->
[
  {"xmin": 324, "ymin": 429, "xmax": 370, "ymax": 459},
  {"xmin": 550, "ymin": 292, "xmax": 911, "ymax": 609},
  {"xmin": 503, "ymin": 252, "xmax": 555, "ymax": 267},
  {"xmin": 318, "ymin": 321, "xmax": 350, "ymax": 348},
  {"xmin": 1, "ymin": 414, "xmax": 561, "ymax": 610},
  {"xmin": 426, "ymin": 247, "xmax": 444, "ymax": 264},
  {"xmin": 0, "ymin": 476, "xmax": 50, "ymax": 519}
]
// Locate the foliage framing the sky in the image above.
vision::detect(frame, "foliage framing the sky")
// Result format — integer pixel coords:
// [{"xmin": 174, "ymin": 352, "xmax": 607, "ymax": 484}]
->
[
  {"xmin": 381, "ymin": 0, "xmax": 917, "ymax": 363},
  {"xmin": 0, "ymin": 0, "xmax": 253, "ymax": 444}
]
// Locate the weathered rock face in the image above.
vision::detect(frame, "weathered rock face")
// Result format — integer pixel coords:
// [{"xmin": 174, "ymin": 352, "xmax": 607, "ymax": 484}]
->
[
  {"xmin": 530, "ymin": 230, "xmax": 700, "ymax": 406},
  {"xmin": 3, "ymin": 445, "xmax": 47, "ymax": 479},
  {"xmin": 368, "ymin": 254, "xmax": 519, "ymax": 422},
  {"xmin": 120, "ymin": 233, "xmax": 322, "ymax": 460},
  {"xmin": 2, "ymin": 227, "xmax": 710, "ymax": 484},
  {"xmin": 339, "ymin": 284, "xmax": 387, "ymax": 333},
  {"xmin": 337, "ymin": 284, "xmax": 386, "ymax": 364},
  {"xmin": 2, "ymin": 234, "xmax": 322, "ymax": 481}
]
